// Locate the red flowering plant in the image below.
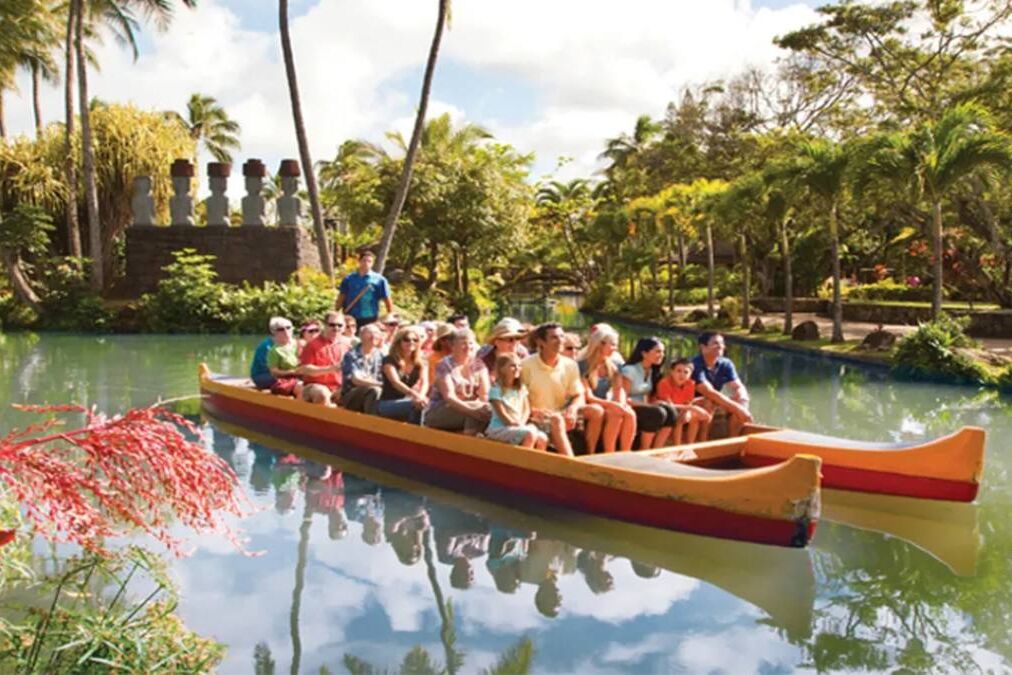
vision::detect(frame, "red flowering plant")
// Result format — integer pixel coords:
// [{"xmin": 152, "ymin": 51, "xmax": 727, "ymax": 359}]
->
[{"xmin": 0, "ymin": 402, "xmax": 254, "ymax": 557}]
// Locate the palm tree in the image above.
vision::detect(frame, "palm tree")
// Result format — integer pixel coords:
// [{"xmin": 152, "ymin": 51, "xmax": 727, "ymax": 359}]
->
[
  {"xmin": 168, "ymin": 93, "xmax": 241, "ymax": 164},
  {"xmin": 774, "ymin": 139, "xmax": 852, "ymax": 342},
  {"xmin": 0, "ymin": 0, "xmax": 58, "ymax": 138},
  {"xmin": 599, "ymin": 114, "xmax": 661, "ymax": 171},
  {"xmin": 71, "ymin": 0, "xmax": 197, "ymax": 290},
  {"xmin": 279, "ymin": 0, "xmax": 334, "ymax": 280},
  {"xmin": 859, "ymin": 103, "xmax": 1012, "ymax": 318},
  {"xmin": 374, "ymin": 0, "xmax": 450, "ymax": 274},
  {"xmin": 535, "ymin": 178, "xmax": 594, "ymax": 289}
]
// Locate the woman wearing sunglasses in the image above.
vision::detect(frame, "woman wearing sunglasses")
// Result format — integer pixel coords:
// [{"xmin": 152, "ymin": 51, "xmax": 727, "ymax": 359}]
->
[
  {"xmin": 377, "ymin": 326, "xmax": 429, "ymax": 423},
  {"xmin": 475, "ymin": 318, "xmax": 529, "ymax": 383}
]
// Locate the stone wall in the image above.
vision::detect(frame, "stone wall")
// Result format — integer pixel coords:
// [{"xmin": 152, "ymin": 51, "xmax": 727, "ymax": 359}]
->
[
  {"xmin": 125, "ymin": 225, "xmax": 321, "ymax": 295},
  {"xmin": 841, "ymin": 303, "xmax": 1012, "ymax": 338},
  {"xmin": 755, "ymin": 296, "xmax": 1012, "ymax": 338}
]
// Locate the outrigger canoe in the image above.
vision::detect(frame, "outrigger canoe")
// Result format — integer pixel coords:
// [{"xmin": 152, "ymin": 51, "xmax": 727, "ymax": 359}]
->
[
  {"xmin": 199, "ymin": 365, "xmax": 821, "ymax": 548},
  {"xmin": 656, "ymin": 424, "xmax": 985, "ymax": 502}
]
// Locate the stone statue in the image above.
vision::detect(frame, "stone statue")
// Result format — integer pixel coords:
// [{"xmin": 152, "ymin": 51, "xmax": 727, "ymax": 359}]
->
[
  {"xmin": 277, "ymin": 159, "xmax": 301, "ymax": 228},
  {"xmin": 168, "ymin": 159, "xmax": 194, "ymax": 226},
  {"xmin": 241, "ymin": 159, "xmax": 266, "ymax": 227},
  {"xmin": 131, "ymin": 176, "xmax": 155, "ymax": 226},
  {"xmin": 206, "ymin": 162, "xmax": 231, "ymax": 227}
]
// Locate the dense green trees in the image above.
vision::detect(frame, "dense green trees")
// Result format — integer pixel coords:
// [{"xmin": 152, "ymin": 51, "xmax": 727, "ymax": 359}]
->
[
  {"xmin": 318, "ymin": 113, "xmax": 532, "ymax": 313},
  {"xmin": 566, "ymin": 0, "xmax": 1012, "ymax": 323}
]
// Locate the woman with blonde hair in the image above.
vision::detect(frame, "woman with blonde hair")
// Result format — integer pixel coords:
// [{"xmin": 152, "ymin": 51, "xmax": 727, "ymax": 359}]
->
[
  {"xmin": 576, "ymin": 325, "xmax": 636, "ymax": 452},
  {"xmin": 377, "ymin": 325, "xmax": 429, "ymax": 424}
]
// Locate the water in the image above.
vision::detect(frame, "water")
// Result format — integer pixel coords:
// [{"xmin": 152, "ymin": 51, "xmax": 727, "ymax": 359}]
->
[{"xmin": 2, "ymin": 323, "xmax": 1010, "ymax": 674}]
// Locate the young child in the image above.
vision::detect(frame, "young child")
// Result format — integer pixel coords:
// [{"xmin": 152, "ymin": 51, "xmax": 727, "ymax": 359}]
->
[
  {"xmin": 656, "ymin": 357, "xmax": 712, "ymax": 444},
  {"xmin": 486, "ymin": 354, "xmax": 550, "ymax": 450}
]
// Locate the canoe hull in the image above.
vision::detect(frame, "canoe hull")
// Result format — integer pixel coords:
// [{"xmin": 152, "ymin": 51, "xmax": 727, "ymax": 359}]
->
[{"xmin": 200, "ymin": 369, "xmax": 820, "ymax": 548}]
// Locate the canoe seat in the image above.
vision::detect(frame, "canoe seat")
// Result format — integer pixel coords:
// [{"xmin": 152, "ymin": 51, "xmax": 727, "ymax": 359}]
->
[
  {"xmin": 748, "ymin": 429, "xmax": 920, "ymax": 452},
  {"xmin": 580, "ymin": 453, "xmax": 752, "ymax": 478}
]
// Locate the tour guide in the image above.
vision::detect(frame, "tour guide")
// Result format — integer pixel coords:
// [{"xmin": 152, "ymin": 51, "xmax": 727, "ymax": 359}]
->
[{"xmin": 335, "ymin": 250, "xmax": 394, "ymax": 327}]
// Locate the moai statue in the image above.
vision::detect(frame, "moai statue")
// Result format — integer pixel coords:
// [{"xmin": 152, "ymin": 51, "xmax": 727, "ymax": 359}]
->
[
  {"xmin": 241, "ymin": 159, "xmax": 267, "ymax": 227},
  {"xmin": 131, "ymin": 175, "xmax": 156, "ymax": 226},
  {"xmin": 205, "ymin": 162, "xmax": 231, "ymax": 227},
  {"xmin": 277, "ymin": 159, "xmax": 302, "ymax": 228},
  {"xmin": 169, "ymin": 159, "xmax": 195, "ymax": 226}
]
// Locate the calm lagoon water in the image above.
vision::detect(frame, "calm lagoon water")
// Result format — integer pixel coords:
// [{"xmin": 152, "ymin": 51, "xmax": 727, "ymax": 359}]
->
[{"xmin": 1, "ymin": 315, "xmax": 1010, "ymax": 674}]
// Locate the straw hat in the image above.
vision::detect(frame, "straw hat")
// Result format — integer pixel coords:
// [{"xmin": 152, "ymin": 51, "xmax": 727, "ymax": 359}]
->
[
  {"xmin": 433, "ymin": 322, "xmax": 456, "ymax": 344},
  {"xmin": 486, "ymin": 317, "xmax": 528, "ymax": 344}
]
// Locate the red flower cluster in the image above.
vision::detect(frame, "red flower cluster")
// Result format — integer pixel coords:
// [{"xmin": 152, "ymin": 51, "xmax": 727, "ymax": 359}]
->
[{"xmin": 0, "ymin": 403, "xmax": 253, "ymax": 557}]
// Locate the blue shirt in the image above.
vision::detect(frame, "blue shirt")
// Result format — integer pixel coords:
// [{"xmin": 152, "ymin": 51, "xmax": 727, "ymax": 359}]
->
[
  {"xmin": 341, "ymin": 345, "xmax": 384, "ymax": 396},
  {"xmin": 338, "ymin": 271, "xmax": 390, "ymax": 320},
  {"xmin": 250, "ymin": 337, "xmax": 273, "ymax": 380},
  {"xmin": 620, "ymin": 362, "xmax": 653, "ymax": 403},
  {"xmin": 691, "ymin": 355, "xmax": 739, "ymax": 392}
]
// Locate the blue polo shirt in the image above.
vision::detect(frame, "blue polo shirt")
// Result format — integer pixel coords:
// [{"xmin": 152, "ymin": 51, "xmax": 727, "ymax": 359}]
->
[
  {"xmin": 338, "ymin": 271, "xmax": 390, "ymax": 321},
  {"xmin": 691, "ymin": 355, "xmax": 739, "ymax": 392},
  {"xmin": 250, "ymin": 337, "xmax": 273, "ymax": 387}
]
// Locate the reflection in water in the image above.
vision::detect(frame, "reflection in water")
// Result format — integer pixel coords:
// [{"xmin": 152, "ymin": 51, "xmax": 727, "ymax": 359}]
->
[{"xmin": 2, "ymin": 329, "xmax": 1009, "ymax": 673}]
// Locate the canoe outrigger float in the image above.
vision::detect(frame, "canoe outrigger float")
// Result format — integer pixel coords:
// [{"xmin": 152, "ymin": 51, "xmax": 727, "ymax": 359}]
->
[{"xmin": 198, "ymin": 365, "xmax": 985, "ymax": 547}]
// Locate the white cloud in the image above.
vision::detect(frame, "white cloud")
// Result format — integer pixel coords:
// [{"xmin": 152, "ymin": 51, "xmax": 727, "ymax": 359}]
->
[{"xmin": 4, "ymin": 0, "xmax": 819, "ymax": 196}]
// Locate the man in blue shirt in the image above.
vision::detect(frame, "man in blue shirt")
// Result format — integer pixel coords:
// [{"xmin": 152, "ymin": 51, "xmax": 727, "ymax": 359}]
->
[
  {"xmin": 335, "ymin": 250, "xmax": 394, "ymax": 327},
  {"xmin": 691, "ymin": 332, "xmax": 752, "ymax": 437}
]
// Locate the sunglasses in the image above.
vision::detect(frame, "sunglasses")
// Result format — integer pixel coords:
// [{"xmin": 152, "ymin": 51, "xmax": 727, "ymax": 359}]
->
[
  {"xmin": 274, "ymin": 325, "xmax": 293, "ymax": 332},
  {"xmin": 563, "ymin": 345, "xmax": 578, "ymax": 352},
  {"xmin": 327, "ymin": 322, "xmax": 344, "ymax": 328},
  {"xmin": 497, "ymin": 336, "xmax": 521, "ymax": 343},
  {"xmin": 402, "ymin": 336, "xmax": 420, "ymax": 343}
]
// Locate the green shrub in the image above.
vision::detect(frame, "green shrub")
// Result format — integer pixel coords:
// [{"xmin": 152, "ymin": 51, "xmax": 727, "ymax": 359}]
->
[
  {"xmin": 717, "ymin": 296, "xmax": 741, "ymax": 325},
  {"xmin": 847, "ymin": 279, "xmax": 933, "ymax": 303},
  {"xmin": 396, "ymin": 284, "xmax": 453, "ymax": 323},
  {"xmin": 229, "ymin": 281, "xmax": 335, "ymax": 334},
  {"xmin": 892, "ymin": 314, "xmax": 989, "ymax": 384},
  {"xmin": 995, "ymin": 364, "xmax": 1012, "ymax": 391},
  {"xmin": 36, "ymin": 257, "xmax": 113, "ymax": 331},
  {"xmin": 137, "ymin": 249, "xmax": 232, "ymax": 333},
  {"xmin": 0, "ymin": 291, "xmax": 37, "ymax": 330}
]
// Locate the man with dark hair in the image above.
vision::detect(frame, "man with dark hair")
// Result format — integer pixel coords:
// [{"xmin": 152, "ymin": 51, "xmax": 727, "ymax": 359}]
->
[
  {"xmin": 692, "ymin": 332, "xmax": 752, "ymax": 436},
  {"xmin": 521, "ymin": 322, "xmax": 604, "ymax": 455},
  {"xmin": 446, "ymin": 313, "xmax": 470, "ymax": 329},
  {"xmin": 335, "ymin": 250, "xmax": 393, "ymax": 327}
]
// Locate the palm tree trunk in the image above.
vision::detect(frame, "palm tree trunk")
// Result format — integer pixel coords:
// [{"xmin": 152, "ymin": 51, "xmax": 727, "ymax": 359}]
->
[
  {"xmin": 64, "ymin": 6, "xmax": 82, "ymax": 259},
  {"xmin": 374, "ymin": 0, "xmax": 448, "ymax": 274},
  {"xmin": 289, "ymin": 500, "xmax": 311, "ymax": 675},
  {"xmin": 31, "ymin": 63, "xmax": 43, "ymax": 135},
  {"xmin": 279, "ymin": 0, "xmax": 335, "ymax": 281},
  {"xmin": 780, "ymin": 217, "xmax": 793, "ymax": 335},
  {"xmin": 1, "ymin": 251, "xmax": 44, "ymax": 314},
  {"xmin": 829, "ymin": 202, "xmax": 844, "ymax": 343},
  {"xmin": 931, "ymin": 200, "xmax": 943, "ymax": 319},
  {"xmin": 705, "ymin": 220, "xmax": 715, "ymax": 318},
  {"xmin": 0, "ymin": 90, "xmax": 6, "ymax": 139},
  {"xmin": 427, "ymin": 240, "xmax": 439, "ymax": 288},
  {"xmin": 75, "ymin": 0, "xmax": 103, "ymax": 291},
  {"xmin": 740, "ymin": 233, "xmax": 750, "ymax": 329},
  {"xmin": 665, "ymin": 226, "xmax": 674, "ymax": 312}
]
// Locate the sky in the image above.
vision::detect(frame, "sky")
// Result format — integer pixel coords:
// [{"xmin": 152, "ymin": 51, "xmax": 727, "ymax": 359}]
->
[{"xmin": 5, "ymin": 0, "xmax": 823, "ymax": 192}]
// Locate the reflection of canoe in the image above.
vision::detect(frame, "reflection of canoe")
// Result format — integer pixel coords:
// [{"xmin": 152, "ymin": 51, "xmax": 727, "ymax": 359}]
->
[
  {"xmin": 820, "ymin": 489, "xmax": 980, "ymax": 576},
  {"xmin": 204, "ymin": 414, "xmax": 816, "ymax": 639},
  {"xmin": 199, "ymin": 365, "xmax": 821, "ymax": 547},
  {"xmin": 653, "ymin": 425, "xmax": 985, "ymax": 502}
]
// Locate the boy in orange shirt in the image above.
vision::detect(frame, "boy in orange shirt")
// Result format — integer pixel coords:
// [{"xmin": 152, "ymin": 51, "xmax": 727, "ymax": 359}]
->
[{"xmin": 655, "ymin": 358, "xmax": 712, "ymax": 444}]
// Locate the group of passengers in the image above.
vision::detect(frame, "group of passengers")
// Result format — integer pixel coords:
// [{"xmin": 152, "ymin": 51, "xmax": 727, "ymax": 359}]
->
[{"xmin": 250, "ymin": 249, "xmax": 753, "ymax": 453}]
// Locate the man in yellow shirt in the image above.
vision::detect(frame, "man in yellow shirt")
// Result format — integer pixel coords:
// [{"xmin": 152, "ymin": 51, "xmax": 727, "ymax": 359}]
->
[{"xmin": 521, "ymin": 323, "xmax": 604, "ymax": 455}]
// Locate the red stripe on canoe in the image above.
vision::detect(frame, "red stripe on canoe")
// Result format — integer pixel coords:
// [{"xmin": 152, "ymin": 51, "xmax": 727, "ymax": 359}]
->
[
  {"xmin": 741, "ymin": 454, "xmax": 978, "ymax": 502},
  {"xmin": 203, "ymin": 391, "xmax": 816, "ymax": 547}
]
